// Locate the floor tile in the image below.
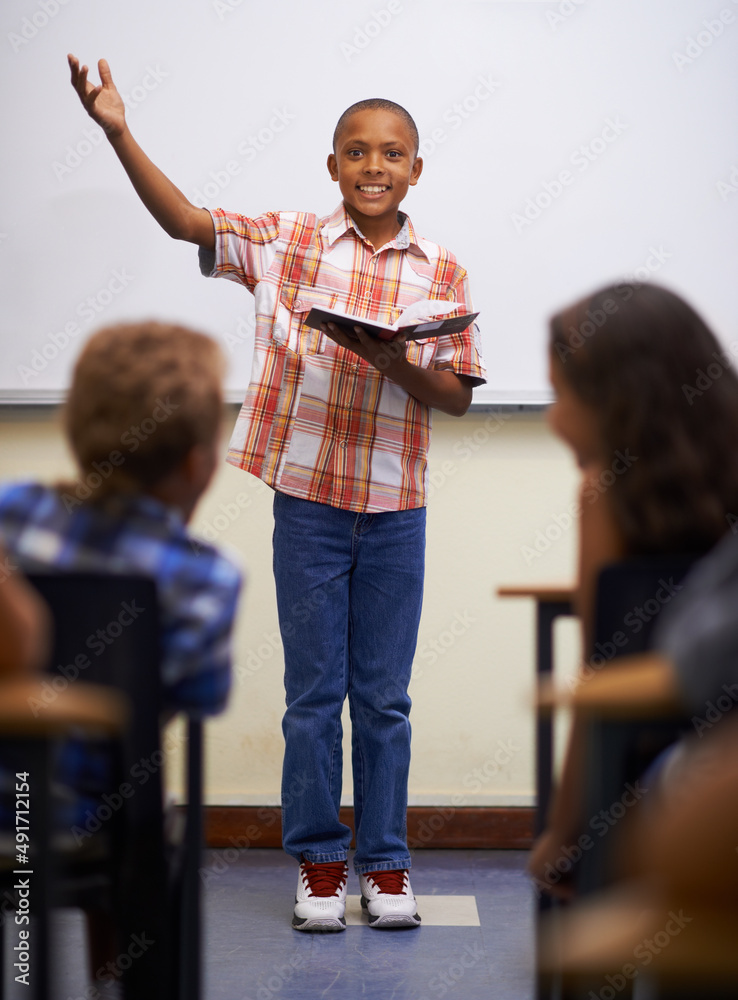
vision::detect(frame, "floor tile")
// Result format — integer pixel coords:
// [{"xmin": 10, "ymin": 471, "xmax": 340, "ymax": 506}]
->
[{"xmin": 344, "ymin": 893, "xmax": 480, "ymax": 926}]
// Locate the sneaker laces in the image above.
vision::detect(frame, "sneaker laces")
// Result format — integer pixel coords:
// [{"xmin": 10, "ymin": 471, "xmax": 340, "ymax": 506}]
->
[
  {"xmin": 364, "ymin": 869, "xmax": 409, "ymax": 895},
  {"xmin": 300, "ymin": 859, "xmax": 347, "ymax": 898}
]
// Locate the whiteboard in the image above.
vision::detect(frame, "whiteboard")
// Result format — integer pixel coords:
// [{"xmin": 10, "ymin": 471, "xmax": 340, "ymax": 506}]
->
[{"xmin": 1, "ymin": 0, "xmax": 736, "ymax": 405}]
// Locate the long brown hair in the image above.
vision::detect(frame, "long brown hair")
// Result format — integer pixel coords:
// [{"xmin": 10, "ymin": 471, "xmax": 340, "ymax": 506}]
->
[{"xmin": 550, "ymin": 282, "xmax": 738, "ymax": 555}]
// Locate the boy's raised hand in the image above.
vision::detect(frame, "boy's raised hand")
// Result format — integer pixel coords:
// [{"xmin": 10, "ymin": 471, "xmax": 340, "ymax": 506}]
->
[
  {"xmin": 66, "ymin": 53, "xmax": 214, "ymax": 247},
  {"xmin": 68, "ymin": 55, "xmax": 126, "ymax": 139}
]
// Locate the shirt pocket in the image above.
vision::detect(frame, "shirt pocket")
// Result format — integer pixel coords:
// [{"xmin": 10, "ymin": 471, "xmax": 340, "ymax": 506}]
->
[
  {"xmin": 275, "ymin": 284, "xmax": 338, "ymax": 356},
  {"xmin": 404, "ymin": 338, "xmax": 437, "ymax": 371}
]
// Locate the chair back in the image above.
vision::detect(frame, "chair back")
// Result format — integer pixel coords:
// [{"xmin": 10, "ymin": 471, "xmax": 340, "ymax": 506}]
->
[
  {"xmin": 592, "ymin": 554, "xmax": 698, "ymax": 661},
  {"xmin": 28, "ymin": 572, "xmax": 172, "ymax": 996},
  {"xmin": 578, "ymin": 554, "xmax": 699, "ymax": 898}
]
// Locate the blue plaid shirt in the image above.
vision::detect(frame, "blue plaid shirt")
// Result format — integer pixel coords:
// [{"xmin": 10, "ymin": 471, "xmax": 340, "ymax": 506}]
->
[{"xmin": 0, "ymin": 482, "xmax": 244, "ymax": 831}]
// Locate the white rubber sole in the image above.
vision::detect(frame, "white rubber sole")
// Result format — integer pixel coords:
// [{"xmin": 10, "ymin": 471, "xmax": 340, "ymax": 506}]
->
[
  {"xmin": 361, "ymin": 896, "xmax": 421, "ymax": 929},
  {"xmin": 292, "ymin": 913, "xmax": 347, "ymax": 932}
]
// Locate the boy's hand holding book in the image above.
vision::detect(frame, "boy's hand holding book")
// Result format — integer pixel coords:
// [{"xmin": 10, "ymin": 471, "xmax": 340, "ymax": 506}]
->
[
  {"xmin": 322, "ymin": 321, "xmax": 408, "ymax": 372},
  {"xmin": 309, "ymin": 298, "xmax": 478, "ymax": 343}
]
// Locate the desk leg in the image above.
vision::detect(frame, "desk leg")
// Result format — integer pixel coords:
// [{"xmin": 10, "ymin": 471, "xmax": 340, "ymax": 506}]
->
[
  {"xmin": 181, "ymin": 719, "xmax": 203, "ymax": 1000},
  {"xmin": 535, "ymin": 602, "xmax": 569, "ymax": 836},
  {"xmin": 535, "ymin": 600, "xmax": 573, "ymax": 1000}
]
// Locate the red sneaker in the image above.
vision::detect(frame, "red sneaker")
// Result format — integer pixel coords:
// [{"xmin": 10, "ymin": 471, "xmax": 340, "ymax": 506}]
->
[
  {"xmin": 292, "ymin": 858, "xmax": 348, "ymax": 932},
  {"xmin": 360, "ymin": 869, "xmax": 421, "ymax": 928}
]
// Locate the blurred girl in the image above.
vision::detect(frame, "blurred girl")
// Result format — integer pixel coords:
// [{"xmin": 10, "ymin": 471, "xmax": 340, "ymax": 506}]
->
[{"xmin": 529, "ymin": 281, "xmax": 738, "ymax": 895}]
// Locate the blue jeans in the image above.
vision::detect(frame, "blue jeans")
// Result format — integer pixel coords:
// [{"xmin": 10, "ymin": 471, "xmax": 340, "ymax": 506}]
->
[{"xmin": 272, "ymin": 492, "xmax": 426, "ymax": 874}]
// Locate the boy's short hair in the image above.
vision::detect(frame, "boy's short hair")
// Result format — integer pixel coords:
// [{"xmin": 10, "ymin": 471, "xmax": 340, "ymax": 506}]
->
[
  {"xmin": 333, "ymin": 98, "xmax": 419, "ymax": 157},
  {"xmin": 64, "ymin": 321, "xmax": 224, "ymax": 497}
]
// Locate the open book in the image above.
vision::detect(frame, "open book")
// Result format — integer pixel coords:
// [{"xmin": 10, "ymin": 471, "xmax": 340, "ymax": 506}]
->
[{"xmin": 304, "ymin": 298, "xmax": 479, "ymax": 342}]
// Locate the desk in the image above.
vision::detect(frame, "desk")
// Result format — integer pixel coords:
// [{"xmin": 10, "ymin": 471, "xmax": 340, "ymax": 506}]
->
[
  {"xmin": 497, "ymin": 585, "xmax": 575, "ymax": 1000},
  {"xmin": 497, "ymin": 585, "xmax": 575, "ymax": 834}
]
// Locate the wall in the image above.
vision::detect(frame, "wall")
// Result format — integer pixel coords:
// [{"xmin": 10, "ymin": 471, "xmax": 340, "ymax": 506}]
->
[{"xmin": 0, "ymin": 406, "xmax": 582, "ymax": 807}]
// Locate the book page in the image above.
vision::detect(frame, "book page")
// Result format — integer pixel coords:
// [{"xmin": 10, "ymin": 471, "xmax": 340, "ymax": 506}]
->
[{"xmin": 396, "ymin": 299, "xmax": 459, "ymax": 327}]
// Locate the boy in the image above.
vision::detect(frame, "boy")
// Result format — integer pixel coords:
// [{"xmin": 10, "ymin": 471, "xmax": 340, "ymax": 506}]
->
[
  {"xmin": 0, "ymin": 320, "xmax": 242, "ymax": 724},
  {"xmin": 68, "ymin": 56, "xmax": 486, "ymax": 931},
  {"xmin": 0, "ymin": 321, "xmax": 242, "ymax": 993}
]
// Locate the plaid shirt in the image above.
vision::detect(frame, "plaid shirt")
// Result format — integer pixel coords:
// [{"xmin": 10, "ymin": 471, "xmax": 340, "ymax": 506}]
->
[
  {"xmin": 200, "ymin": 204, "xmax": 487, "ymax": 512},
  {"xmin": 0, "ymin": 483, "xmax": 243, "ymax": 831},
  {"xmin": 0, "ymin": 483, "xmax": 242, "ymax": 713}
]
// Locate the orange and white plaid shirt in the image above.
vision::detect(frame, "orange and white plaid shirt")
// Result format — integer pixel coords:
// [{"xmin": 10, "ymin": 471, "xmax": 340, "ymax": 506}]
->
[{"xmin": 199, "ymin": 204, "xmax": 487, "ymax": 513}]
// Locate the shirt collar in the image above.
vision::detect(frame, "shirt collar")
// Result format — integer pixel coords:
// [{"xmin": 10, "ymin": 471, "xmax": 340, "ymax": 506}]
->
[
  {"xmin": 91, "ymin": 490, "xmax": 186, "ymax": 529},
  {"xmin": 322, "ymin": 204, "xmax": 428, "ymax": 259}
]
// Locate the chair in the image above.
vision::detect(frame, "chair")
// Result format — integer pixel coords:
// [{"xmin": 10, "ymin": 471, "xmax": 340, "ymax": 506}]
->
[
  {"xmin": 575, "ymin": 554, "xmax": 698, "ymax": 896},
  {"xmin": 0, "ymin": 573, "xmax": 206, "ymax": 999},
  {"xmin": 0, "ymin": 676, "xmax": 126, "ymax": 1000},
  {"xmin": 537, "ymin": 554, "xmax": 699, "ymax": 1000},
  {"xmin": 539, "ymin": 655, "xmax": 738, "ymax": 999}
]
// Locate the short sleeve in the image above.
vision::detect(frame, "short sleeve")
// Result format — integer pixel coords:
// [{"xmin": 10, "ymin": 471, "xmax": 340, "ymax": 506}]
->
[
  {"xmin": 198, "ymin": 208, "xmax": 282, "ymax": 293},
  {"xmin": 158, "ymin": 547, "xmax": 244, "ymax": 716},
  {"xmin": 0, "ymin": 482, "xmax": 51, "ymax": 550}
]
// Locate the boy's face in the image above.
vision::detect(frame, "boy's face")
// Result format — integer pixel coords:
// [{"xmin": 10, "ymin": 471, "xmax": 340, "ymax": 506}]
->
[{"xmin": 327, "ymin": 109, "xmax": 423, "ymax": 236}]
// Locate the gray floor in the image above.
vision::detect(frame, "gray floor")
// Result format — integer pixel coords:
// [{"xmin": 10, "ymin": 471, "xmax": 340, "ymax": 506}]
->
[
  {"xmin": 12, "ymin": 848, "xmax": 535, "ymax": 999},
  {"xmin": 201, "ymin": 849, "xmax": 535, "ymax": 1000}
]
